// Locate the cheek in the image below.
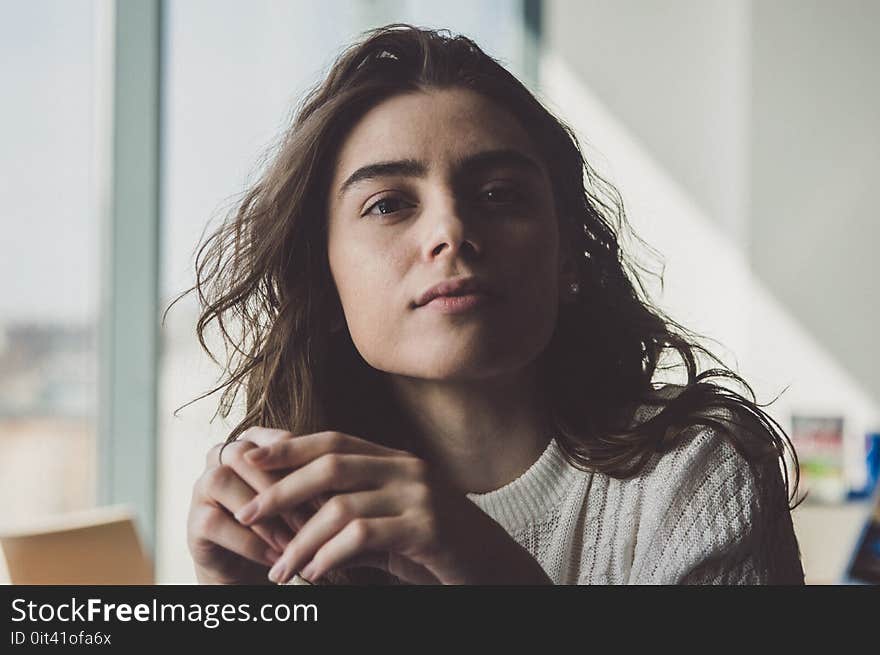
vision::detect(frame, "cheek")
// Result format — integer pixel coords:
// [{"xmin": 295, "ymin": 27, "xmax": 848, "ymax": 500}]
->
[
  {"xmin": 507, "ymin": 224, "xmax": 560, "ymax": 298},
  {"xmin": 329, "ymin": 238, "xmax": 407, "ymax": 358},
  {"xmin": 506, "ymin": 226, "xmax": 561, "ymax": 338}
]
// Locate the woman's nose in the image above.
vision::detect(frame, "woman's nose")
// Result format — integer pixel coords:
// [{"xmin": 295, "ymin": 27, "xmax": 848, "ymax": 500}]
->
[{"xmin": 421, "ymin": 197, "xmax": 481, "ymax": 261}]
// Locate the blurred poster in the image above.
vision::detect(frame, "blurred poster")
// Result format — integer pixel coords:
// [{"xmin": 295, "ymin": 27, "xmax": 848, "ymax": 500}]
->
[{"xmin": 791, "ymin": 415, "xmax": 846, "ymax": 504}]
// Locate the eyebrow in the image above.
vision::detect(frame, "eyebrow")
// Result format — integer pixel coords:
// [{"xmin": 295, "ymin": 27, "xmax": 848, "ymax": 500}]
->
[{"xmin": 336, "ymin": 148, "xmax": 544, "ymax": 199}]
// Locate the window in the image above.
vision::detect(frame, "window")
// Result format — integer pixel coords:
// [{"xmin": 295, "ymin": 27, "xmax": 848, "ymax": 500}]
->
[{"xmin": 0, "ymin": 0, "xmax": 101, "ymax": 529}]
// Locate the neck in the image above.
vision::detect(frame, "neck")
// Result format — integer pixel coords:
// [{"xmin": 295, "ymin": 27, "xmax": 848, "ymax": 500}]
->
[{"xmin": 385, "ymin": 362, "xmax": 553, "ymax": 495}]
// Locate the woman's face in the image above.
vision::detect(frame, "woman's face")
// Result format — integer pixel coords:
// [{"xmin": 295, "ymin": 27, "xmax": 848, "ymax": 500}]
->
[{"xmin": 326, "ymin": 87, "xmax": 565, "ymax": 381}]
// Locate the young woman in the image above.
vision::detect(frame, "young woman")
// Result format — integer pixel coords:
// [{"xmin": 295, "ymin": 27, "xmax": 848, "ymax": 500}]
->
[{"xmin": 178, "ymin": 24, "xmax": 805, "ymax": 585}]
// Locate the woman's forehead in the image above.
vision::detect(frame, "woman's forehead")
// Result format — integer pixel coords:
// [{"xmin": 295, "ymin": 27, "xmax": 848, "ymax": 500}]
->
[{"xmin": 331, "ymin": 88, "xmax": 542, "ymax": 185}]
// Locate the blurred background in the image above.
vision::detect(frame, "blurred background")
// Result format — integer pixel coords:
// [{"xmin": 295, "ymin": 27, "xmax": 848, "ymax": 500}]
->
[{"xmin": 1, "ymin": 0, "xmax": 877, "ymax": 585}]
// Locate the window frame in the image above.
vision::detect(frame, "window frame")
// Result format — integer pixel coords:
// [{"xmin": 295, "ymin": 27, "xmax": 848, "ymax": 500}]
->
[{"xmin": 97, "ymin": 0, "xmax": 161, "ymax": 561}]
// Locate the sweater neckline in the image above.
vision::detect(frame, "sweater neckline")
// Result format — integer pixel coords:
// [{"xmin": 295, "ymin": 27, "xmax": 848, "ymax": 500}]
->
[{"xmin": 465, "ymin": 436, "xmax": 583, "ymax": 531}]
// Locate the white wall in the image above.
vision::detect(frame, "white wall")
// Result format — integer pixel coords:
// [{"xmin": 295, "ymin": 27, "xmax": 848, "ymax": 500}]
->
[
  {"xmin": 545, "ymin": 0, "xmax": 751, "ymax": 247},
  {"xmin": 539, "ymin": 51, "xmax": 879, "ymax": 494},
  {"xmin": 543, "ymin": 0, "xmax": 880, "ymax": 487},
  {"xmin": 750, "ymin": 0, "xmax": 880, "ymax": 405}
]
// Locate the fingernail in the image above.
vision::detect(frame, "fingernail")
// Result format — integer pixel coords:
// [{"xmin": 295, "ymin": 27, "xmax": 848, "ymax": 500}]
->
[
  {"xmin": 235, "ymin": 500, "xmax": 259, "ymax": 524},
  {"xmin": 300, "ymin": 563, "xmax": 316, "ymax": 581},
  {"xmin": 268, "ymin": 560, "xmax": 287, "ymax": 584},
  {"xmin": 246, "ymin": 447, "xmax": 268, "ymax": 462}
]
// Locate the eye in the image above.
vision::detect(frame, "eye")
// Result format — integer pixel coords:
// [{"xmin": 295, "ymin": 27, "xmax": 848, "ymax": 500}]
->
[
  {"xmin": 481, "ymin": 185, "xmax": 522, "ymax": 205},
  {"xmin": 363, "ymin": 195, "xmax": 413, "ymax": 217}
]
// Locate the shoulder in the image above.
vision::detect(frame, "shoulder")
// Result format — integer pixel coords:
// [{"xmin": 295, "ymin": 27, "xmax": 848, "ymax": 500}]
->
[
  {"xmin": 618, "ymin": 401, "xmax": 803, "ymax": 584},
  {"xmin": 630, "ymin": 382, "xmax": 786, "ymax": 523},
  {"xmin": 613, "ymin": 384, "xmax": 754, "ymax": 494},
  {"xmin": 634, "ymin": 419, "xmax": 759, "ymax": 536},
  {"xmin": 624, "ymin": 383, "xmax": 783, "ymax": 487}
]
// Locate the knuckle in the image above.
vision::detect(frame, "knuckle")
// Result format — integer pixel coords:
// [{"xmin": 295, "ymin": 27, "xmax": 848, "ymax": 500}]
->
[
  {"xmin": 405, "ymin": 457, "xmax": 429, "ymax": 480},
  {"xmin": 206, "ymin": 467, "xmax": 238, "ymax": 498},
  {"xmin": 205, "ymin": 464, "xmax": 233, "ymax": 488},
  {"xmin": 326, "ymin": 496, "xmax": 351, "ymax": 522},
  {"xmin": 320, "ymin": 454, "xmax": 344, "ymax": 478},
  {"xmin": 349, "ymin": 518, "xmax": 371, "ymax": 545},
  {"xmin": 195, "ymin": 507, "xmax": 223, "ymax": 537},
  {"xmin": 409, "ymin": 481, "xmax": 433, "ymax": 507},
  {"xmin": 326, "ymin": 431, "xmax": 346, "ymax": 450},
  {"xmin": 222, "ymin": 440, "xmax": 255, "ymax": 465},
  {"xmin": 205, "ymin": 443, "xmax": 224, "ymax": 467}
]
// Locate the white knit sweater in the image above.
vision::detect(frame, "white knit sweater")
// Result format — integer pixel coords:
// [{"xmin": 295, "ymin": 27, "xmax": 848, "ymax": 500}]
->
[{"xmin": 465, "ymin": 426, "xmax": 805, "ymax": 585}]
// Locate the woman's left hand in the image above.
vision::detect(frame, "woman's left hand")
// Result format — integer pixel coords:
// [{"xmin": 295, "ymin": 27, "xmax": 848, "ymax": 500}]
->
[{"xmin": 233, "ymin": 428, "xmax": 552, "ymax": 585}]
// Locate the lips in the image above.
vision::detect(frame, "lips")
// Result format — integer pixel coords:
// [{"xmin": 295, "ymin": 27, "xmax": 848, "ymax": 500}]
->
[{"xmin": 413, "ymin": 276, "xmax": 493, "ymax": 308}]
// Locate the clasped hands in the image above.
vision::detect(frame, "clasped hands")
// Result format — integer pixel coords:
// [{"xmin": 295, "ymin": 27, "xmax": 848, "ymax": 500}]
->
[{"xmin": 193, "ymin": 427, "xmax": 545, "ymax": 585}]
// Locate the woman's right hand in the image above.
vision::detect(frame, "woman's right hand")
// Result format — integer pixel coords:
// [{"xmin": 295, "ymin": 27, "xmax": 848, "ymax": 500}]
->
[{"xmin": 187, "ymin": 439, "xmax": 301, "ymax": 585}]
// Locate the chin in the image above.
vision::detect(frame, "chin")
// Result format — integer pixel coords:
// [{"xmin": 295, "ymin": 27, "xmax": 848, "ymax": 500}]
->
[
  {"xmin": 357, "ymin": 331, "xmax": 550, "ymax": 381},
  {"xmin": 388, "ymin": 351, "xmax": 536, "ymax": 382}
]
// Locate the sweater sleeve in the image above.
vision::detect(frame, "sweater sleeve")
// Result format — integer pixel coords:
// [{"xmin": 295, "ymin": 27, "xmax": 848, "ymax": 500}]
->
[{"xmin": 629, "ymin": 425, "xmax": 804, "ymax": 585}]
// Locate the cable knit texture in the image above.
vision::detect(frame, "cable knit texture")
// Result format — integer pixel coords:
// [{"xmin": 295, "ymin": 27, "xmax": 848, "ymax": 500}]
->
[{"xmin": 465, "ymin": 422, "xmax": 805, "ymax": 585}]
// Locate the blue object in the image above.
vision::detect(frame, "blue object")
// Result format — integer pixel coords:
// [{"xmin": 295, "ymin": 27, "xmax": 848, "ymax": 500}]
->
[
  {"xmin": 842, "ymin": 482, "xmax": 880, "ymax": 585},
  {"xmin": 847, "ymin": 432, "xmax": 880, "ymax": 501}
]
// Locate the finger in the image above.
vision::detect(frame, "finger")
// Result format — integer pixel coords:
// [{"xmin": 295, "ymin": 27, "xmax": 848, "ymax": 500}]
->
[
  {"xmin": 267, "ymin": 490, "xmax": 400, "ymax": 584},
  {"xmin": 206, "ymin": 442, "xmax": 227, "ymax": 468},
  {"xmin": 237, "ymin": 454, "xmax": 397, "ymax": 525},
  {"xmin": 294, "ymin": 516, "xmax": 415, "ymax": 584},
  {"xmin": 239, "ymin": 426, "xmax": 296, "ymax": 449},
  {"xmin": 299, "ymin": 550, "xmax": 440, "ymax": 584},
  {"xmin": 243, "ymin": 431, "xmax": 403, "ymax": 470},
  {"xmin": 206, "ymin": 432, "xmax": 288, "ymax": 468},
  {"xmin": 220, "ymin": 439, "xmax": 284, "ymax": 491},
  {"xmin": 199, "ymin": 464, "xmax": 292, "ymax": 552},
  {"xmin": 190, "ymin": 506, "xmax": 283, "ymax": 568},
  {"xmin": 231, "ymin": 434, "xmax": 338, "ymax": 532},
  {"xmin": 220, "ymin": 440, "xmax": 304, "ymax": 541}
]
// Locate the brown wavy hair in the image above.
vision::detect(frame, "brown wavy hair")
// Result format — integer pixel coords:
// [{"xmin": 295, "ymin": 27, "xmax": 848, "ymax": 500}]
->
[{"xmin": 166, "ymin": 24, "xmax": 803, "ymax": 583}]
